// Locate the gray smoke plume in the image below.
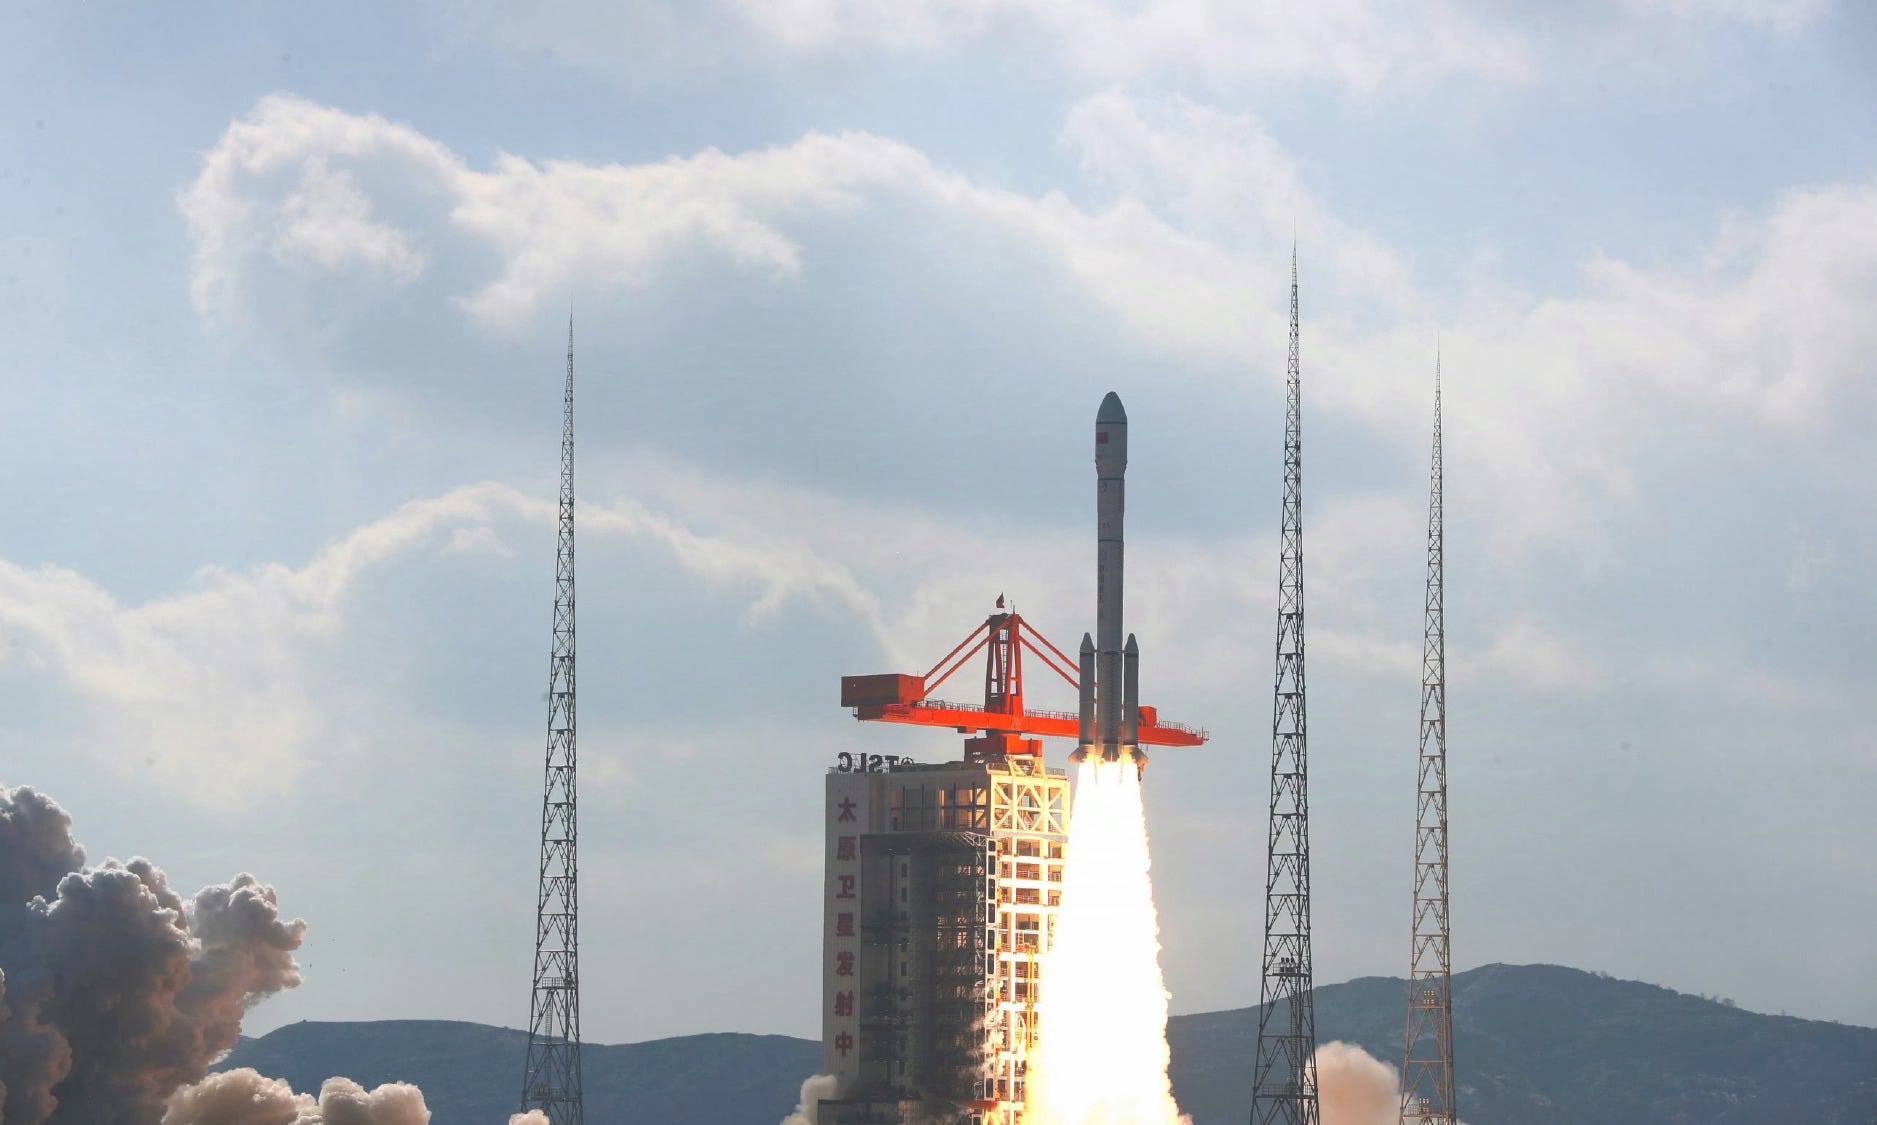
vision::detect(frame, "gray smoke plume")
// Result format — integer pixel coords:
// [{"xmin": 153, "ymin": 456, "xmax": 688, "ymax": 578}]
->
[
  {"xmin": 161, "ymin": 1070, "xmax": 430, "ymax": 1125},
  {"xmin": 2, "ymin": 785, "xmax": 580, "ymax": 1125},
  {"xmin": 0, "ymin": 784, "xmax": 307, "ymax": 1123}
]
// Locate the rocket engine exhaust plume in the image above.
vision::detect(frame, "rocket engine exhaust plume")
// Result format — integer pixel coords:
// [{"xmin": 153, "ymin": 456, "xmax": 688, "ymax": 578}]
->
[{"xmin": 1024, "ymin": 761, "xmax": 1188, "ymax": 1125}]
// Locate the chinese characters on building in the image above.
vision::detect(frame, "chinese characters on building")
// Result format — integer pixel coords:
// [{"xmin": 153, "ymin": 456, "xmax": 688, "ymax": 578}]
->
[{"xmin": 825, "ymin": 775, "xmax": 867, "ymax": 1080}]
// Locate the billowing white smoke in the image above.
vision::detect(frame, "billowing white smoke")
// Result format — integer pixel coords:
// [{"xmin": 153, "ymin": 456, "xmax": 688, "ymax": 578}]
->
[
  {"xmin": 1315, "ymin": 1039, "xmax": 1472, "ymax": 1125},
  {"xmin": 1315, "ymin": 1041, "xmax": 1401, "ymax": 1125},
  {"xmin": 779, "ymin": 1073, "xmax": 837, "ymax": 1125},
  {"xmin": 1025, "ymin": 760, "xmax": 1189, "ymax": 1125},
  {"xmin": 162, "ymin": 1069, "xmax": 431, "ymax": 1124}
]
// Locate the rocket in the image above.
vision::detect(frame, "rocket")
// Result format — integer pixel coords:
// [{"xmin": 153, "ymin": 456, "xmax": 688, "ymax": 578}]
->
[{"xmin": 1072, "ymin": 391, "xmax": 1143, "ymax": 766}]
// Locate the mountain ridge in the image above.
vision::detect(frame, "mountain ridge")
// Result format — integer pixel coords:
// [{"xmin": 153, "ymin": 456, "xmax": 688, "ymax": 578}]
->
[{"xmin": 222, "ymin": 963, "xmax": 1877, "ymax": 1123}]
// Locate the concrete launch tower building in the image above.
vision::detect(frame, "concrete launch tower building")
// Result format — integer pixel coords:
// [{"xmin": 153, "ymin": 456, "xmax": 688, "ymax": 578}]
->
[
  {"xmin": 817, "ymin": 748, "xmax": 1069, "ymax": 1123},
  {"xmin": 817, "ymin": 394, "xmax": 1206, "ymax": 1124}
]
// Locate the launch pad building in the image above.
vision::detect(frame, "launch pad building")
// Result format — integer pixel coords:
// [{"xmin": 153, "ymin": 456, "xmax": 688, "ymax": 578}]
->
[{"xmin": 818, "ymin": 750, "xmax": 1070, "ymax": 1124}]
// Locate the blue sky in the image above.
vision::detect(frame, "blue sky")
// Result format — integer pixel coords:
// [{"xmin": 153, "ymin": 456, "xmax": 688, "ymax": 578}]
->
[{"xmin": 2, "ymin": 0, "xmax": 1874, "ymax": 1045}]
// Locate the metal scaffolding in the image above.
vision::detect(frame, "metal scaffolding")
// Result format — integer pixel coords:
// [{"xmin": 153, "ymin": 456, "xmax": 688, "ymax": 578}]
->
[
  {"xmin": 1400, "ymin": 356, "xmax": 1455, "ymax": 1125},
  {"xmin": 1252, "ymin": 248, "xmax": 1321, "ymax": 1125},
  {"xmin": 522, "ymin": 319, "xmax": 585, "ymax": 1125}
]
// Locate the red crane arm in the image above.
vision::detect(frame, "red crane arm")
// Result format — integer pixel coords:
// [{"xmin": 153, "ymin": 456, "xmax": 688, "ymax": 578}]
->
[
  {"xmin": 865, "ymin": 699, "xmax": 1207, "ymax": 747},
  {"xmin": 839, "ymin": 604, "xmax": 1209, "ymax": 753},
  {"xmin": 922, "ymin": 619, "xmax": 992, "ymax": 698},
  {"xmin": 1019, "ymin": 634, "xmax": 1080, "ymax": 690}
]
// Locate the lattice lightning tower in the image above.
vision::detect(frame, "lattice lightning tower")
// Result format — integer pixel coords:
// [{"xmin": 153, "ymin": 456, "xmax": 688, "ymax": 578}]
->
[
  {"xmin": 1400, "ymin": 354, "xmax": 1455, "ymax": 1125},
  {"xmin": 522, "ymin": 318, "xmax": 585, "ymax": 1125},
  {"xmin": 1252, "ymin": 248, "xmax": 1321, "ymax": 1125}
]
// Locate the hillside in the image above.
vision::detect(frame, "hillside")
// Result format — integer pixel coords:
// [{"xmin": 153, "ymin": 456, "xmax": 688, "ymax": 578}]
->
[
  {"xmin": 221, "ymin": 1020, "xmax": 818, "ymax": 1123},
  {"xmin": 1165, "ymin": 964, "xmax": 1877, "ymax": 1123},
  {"xmin": 222, "ymin": 964, "xmax": 1877, "ymax": 1123}
]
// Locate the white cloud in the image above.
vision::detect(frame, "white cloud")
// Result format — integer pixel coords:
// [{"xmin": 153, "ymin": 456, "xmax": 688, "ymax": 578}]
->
[
  {"xmin": 179, "ymin": 93, "xmax": 1340, "ymax": 390},
  {"xmin": 182, "ymin": 93, "xmax": 1877, "ymax": 561},
  {"xmin": 1619, "ymin": 0, "xmax": 1831, "ymax": 33},
  {"xmin": 1566, "ymin": 183, "xmax": 1877, "ymax": 429},
  {"xmin": 1062, "ymin": 91, "xmax": 1420, "ymax": 312},
  {"xmin": 182, "ymin": 96, "xmax": 920, "ymax": 333},
  {"xmin": 1635, "ymin": 643, "xmax": 1832, "ymax": 710},
  {"xmin": 0, "ymin": 479, "xmax": 884, "ymax": 807},
  {"xmin": 274, "ymin": 159, "xmax": 426, "ymax": 283},
  {"xmin": 1786, "ymin": 536, "xmax": 1837, "ymax": 592},
  {"xmin": 434, "ymin": 0, "xmax": 1538, "ymax": 93},
  {"xmin": 1041, "ymin": 0, "xmax": 1537, "ymax": 94},
  {"xmin": 0, "ymin": 486, "xmax": 522, "ymax": 802},
  {"xmin": 727, "ymin": 0, "xmax": 1032, "ymax": 51},
  {"xmin": 180, "ymin": 99, "xmax": 461, "ymax": 328},
  {"xmin": 443, "ymin": 524, "xmax": 514, "ymax": 558},
  {"xmin": 584, "ymin": 489, "xmax": 885, "ymax": 632},
  {"xmin": 1458, "ymin": 615, "xmax": 1607, "ymax": 694},
  {"xmin": 0, "ymin": 435, "xmax": 1552, "ymax": 811}
]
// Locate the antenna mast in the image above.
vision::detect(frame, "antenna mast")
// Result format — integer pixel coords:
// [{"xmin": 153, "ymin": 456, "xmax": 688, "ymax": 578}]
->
[
  {"xmin": 1400, "ymin": 354, "xmax": 1455, "ymax": 1124},
  {"xmin": 1252, "ymin": 248, "xmax": 1321, "ymax": 1125},
  {"xmin": 523, "ymin": 318, "xmax": 585, "ymax": 1125}
]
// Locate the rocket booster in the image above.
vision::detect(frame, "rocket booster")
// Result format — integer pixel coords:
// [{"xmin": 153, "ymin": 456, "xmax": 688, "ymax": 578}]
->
[{"xmin": 1073, "ymin": 391, "xmax": 1140, "ymax": 765}]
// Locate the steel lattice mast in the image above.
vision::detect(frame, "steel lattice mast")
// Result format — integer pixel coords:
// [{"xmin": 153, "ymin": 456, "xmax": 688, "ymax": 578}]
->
[
  {"xmin": 522, "ymin": 318, "xmax": 585, "ymax": 1125},
  {"xmin": 1400, "ymin": 354, "xmax": 1454, "ymax": 1125},
  {"xmin": 1252, "ymin": 248, "xmax": 1321, "ymax": 1125}
]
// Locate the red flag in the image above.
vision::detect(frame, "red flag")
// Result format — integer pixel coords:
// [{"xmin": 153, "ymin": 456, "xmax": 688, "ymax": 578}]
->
[{"xmin": 996, "ymin": 593, "xmax": 1005, "ymax": 609}]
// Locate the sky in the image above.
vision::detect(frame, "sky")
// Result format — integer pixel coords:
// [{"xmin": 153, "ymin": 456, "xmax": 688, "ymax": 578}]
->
[{"xmin": 1, "ymin": 0, "xmax": 1874, "ymax": 1046}]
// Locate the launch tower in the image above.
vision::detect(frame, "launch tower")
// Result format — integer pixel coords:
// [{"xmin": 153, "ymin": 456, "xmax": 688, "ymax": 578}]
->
[
  {"xmin": 522, "ymin": 321, "xmax": 585, "ymax": 1125},
  {"xmin": 1400, "ymin": 359, "xmax": 1455, "ymax": 1124},
  {"xmin": 1252, "ymin": 250, "xmax": 1322, "ymax": 1125}
]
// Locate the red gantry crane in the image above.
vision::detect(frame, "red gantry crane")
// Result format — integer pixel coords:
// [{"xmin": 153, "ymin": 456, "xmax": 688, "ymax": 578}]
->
[{"xmin": 840, "ymin": 600, "xmax": 1207, "ymax": 761}]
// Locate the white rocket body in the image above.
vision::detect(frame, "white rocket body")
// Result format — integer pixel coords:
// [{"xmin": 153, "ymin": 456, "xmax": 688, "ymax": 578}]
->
[
  {"xmin": 1090, "ymin": 392, "xmax": 1138, "ymax": 763},
  {"xmin": 1077, "ymin": 633, "xmax": 1098, "ymax": 746}
]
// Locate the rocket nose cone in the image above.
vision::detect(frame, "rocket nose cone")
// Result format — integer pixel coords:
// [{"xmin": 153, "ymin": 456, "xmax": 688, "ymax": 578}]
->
[
  {"xmin": 1097, "ymin": 391, "xmax": 1126, "ymax": 425},
  {"xmin": 1080, "ymin": 633, "xmax": 1096, "ymax": 654}
]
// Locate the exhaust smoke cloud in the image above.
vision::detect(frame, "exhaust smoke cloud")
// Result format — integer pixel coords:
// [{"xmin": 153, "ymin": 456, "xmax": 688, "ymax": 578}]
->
[
  {"xmin": 0, "ymin": 784, "xmax": 306, "ymax": 1123},
  {"xmin": 1315, "ymin": 1041, "xmax": 1401, "ymax": 1125},
  {"xmin": 778, "ymin": 1073, "xmax": 837, "ymax": 1125},
  {"xmin": 1312, "ymin": 1040, "xmax": 1468, "ymax": 1125},
  {"xmin": 1025, "ymin": 760, "xmax": 1189, "ymax": 1124},
  {"xmin": 0, "ymin": 784, "xmax": 536, "ymax": 1125},
  {"xmin": 161, "ymin": 1070, "xmax": 431, "ymax": 1125}
]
